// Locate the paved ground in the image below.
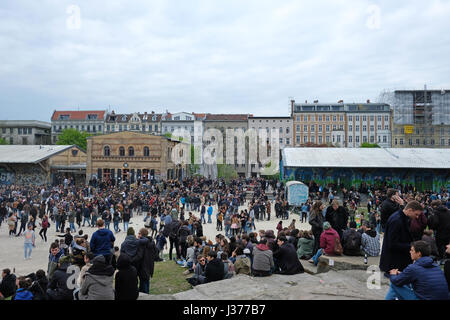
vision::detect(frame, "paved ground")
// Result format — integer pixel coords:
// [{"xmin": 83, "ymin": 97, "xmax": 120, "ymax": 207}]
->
[{"xmin": 0, "ymin": 200, "xmax": 308, "ymax": 276}]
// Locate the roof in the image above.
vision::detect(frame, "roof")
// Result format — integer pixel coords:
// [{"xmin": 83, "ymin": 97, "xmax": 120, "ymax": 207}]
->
[
  {"xmin": 51, "ymin": 110, "xmax": 106, "ymax": 121},
  {"xmin": 205, "ymin": 114, "xmax": 251, "ymax": 121},
  {"xmin": 249, "ymin": 116, "xmax": 291, "ymax": 120},
  {"xmin": 106, "ymin": 112, "xmax": 162, "ymax": 123},
  {"xmin": 0, "ymin": 120, "xmax": 51, "ymax": 128},
  {"xmin": 282, "ymin": 148, "xmax": 450, "ymax": 169},
  {"xmin": 0, "ymin": 145, "xmax": 75, "ymax": 164}
]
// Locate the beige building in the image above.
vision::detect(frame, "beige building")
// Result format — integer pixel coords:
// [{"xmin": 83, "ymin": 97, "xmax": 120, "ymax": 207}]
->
[
  {"xmin": 50, "ymin": 145, "xmax": 87, "ymax": 185},
  {"xmin": 86, "ymin": 131, "xmax": 184, "ymax": 184}
]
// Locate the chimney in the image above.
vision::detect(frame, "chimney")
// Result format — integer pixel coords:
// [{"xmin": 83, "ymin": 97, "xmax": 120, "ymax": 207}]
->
[
  {"xmin": 151, "ymin": 111, "xmax": 154, "ymax": 114},
  {"xmin": 314, "ymin": 100, "xmax": 319, "ymax": 103},
  {"xmin": 338, "ymin": 100, "xmax": 344, "ymax": 103},
  {"xmin": 305, "ymin": 100, "xmax": 307, "ymax": 104},
  {"xmin": 290, "ymin": 99, "xmax": 295, "ymax": 116},
  {"xmin": 366, "ymin": 99, "xmax": 370, "ymax": 103}
]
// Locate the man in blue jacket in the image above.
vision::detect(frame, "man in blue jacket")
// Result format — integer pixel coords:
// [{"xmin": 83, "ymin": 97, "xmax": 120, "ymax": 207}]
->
[
  {"xmin": 386, "ymin": 240, "xmax": 449, "ymax": 300},
  {"xmin": 90, "ymin": 219, "xmax": 115, "ymax": 265},
  {"xmin": 380, "ymin": 201, "xmax": 423, "ymax": 274}
]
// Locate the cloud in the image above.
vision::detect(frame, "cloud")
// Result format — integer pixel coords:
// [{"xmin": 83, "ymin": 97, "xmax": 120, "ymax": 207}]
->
[{"xmin": 0, "ymin": 0, "xmax": 449, "ymax": 121}]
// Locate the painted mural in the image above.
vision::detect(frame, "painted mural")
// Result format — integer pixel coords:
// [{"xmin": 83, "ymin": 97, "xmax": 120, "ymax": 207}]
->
[
  {"xmin": 282, "ymin": 167, "xmax": 450, "ymax": 192},
  {"xmin": 0, "ymin": 167, "xmax": 15, "ymax": 185}
]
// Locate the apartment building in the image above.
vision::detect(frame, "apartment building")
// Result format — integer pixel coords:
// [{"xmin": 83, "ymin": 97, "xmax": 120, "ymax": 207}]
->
[
  {"xmin": 51, "ymin": 110, "xmax": 107, "ymax": 143},
  {"xmin": 0, "ymin": 120, "xmax": 51, "ymax": 145}
]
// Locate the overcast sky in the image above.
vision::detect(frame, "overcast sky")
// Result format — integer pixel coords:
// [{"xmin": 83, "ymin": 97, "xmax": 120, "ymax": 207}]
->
[{"xmin": 1, "ymin": 0, "xmax": 449, "ymax": 122}]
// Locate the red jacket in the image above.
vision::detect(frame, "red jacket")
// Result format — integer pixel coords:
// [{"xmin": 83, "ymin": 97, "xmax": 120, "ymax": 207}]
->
[{"xmin": 320, "ymin": 228, "xmax": 340, "ymax": 255}]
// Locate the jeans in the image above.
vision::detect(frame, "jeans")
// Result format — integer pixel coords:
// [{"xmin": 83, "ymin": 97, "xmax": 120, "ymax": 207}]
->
[
  {"xmin": 123, "ymin": 221, "xmax": 129, "ymax": 232},
  {"xmin": 24, "ymin": 242, "xmax": 33, "ymax": 259},
  {"xmin": 82, "ymin": 217, "xmax": 90, "ymax": 227},
  {"xmin": 114, "ymin": 221, "xmax": 120, "ymax": 232},
  {"xmin": 105, "ymin": 221, "xmax": 110, "ymax": 230},
  {"xmin": 200, "ymin": 214, "xmax": 206, "ymax": 224},
  {"xmin": 385, "ymin": 283, "xmax": 419, "ymax": 300},
  {"xmin": 208, "ymin": 215, "xmax": 212, "ymax": 223},
  {"xmin": 69, "ymin": 222, "xmax": 76, "ymax": 233},
  {"xmin": 55, "ymin": 221, "xmax": 60, "ymax": 232},
  {"xmin": 139, "ymin": 277, "xmax": 150, "ymax": 294},
  {"xmin": 225, "ymin": 224, "xmax": 231, "ymax": 237},
  {"xmin": 312, "ymin": 248, "xmax": 323, "ymax": 266}
]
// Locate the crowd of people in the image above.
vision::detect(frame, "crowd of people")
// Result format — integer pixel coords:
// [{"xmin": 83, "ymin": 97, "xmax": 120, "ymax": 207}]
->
[{"xmin": 0, "ymin": 177, "xmax": 449, "ymax": 300}]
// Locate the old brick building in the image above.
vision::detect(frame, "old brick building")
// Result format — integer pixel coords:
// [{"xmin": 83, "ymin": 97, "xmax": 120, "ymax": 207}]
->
[{"xmin": 86, "ymin": 131, "xmax": 185, "ymax": 184}]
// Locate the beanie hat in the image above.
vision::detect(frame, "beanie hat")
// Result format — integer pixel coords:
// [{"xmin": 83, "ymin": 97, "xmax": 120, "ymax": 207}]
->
[{"xmin": 323, "ymin": 222, "xmax": 331, "ymax": 230}]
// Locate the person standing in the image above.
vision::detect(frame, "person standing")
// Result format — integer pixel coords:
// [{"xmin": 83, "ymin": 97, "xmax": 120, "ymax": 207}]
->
[
  {"xmin": 90, "ymin": 219, "xmax": 116, "ymax": 265},
  {"xmin": 207, "ymin": 204, "xmax": 213, "ymax": 224},
  {"xmin": 115, "ymin": 253, "xmax": 139, "ymax": 300},
  {"xmin": 136, "ymin": 228, "xmax": 156, "ymax": 294},
  {"xmin": 23, "ymin": 224, "xmax": 35, "ymax": 260},
  {"xmin": 309, "ymin": 201, "xmax": 325, "ymax": 255},
  {"xmin": 380, "ymin": 189, "xmax": 404, "ymax": 232},
  {"xmin": 380, "ymin": 201, "xmax": 424, "ymax": 275}
]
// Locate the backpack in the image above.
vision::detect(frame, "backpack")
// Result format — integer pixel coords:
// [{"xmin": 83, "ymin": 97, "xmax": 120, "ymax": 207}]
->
[
  {"xmin": 344, "ymin": 231, "xmax": 360, "ymax": 254},
  {"xmin": 334, "ymin": 237, "xmax": 343, "ymax": 255}
]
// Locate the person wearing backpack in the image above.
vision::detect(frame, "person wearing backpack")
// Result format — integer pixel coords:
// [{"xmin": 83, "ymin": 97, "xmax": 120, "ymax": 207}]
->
[
  {"xmin": 311, "ymin": 222, "xmax": 342, "ymax": 265},
  {"xmin": 342, "ymin": 221, "xmax": 362, "ymax": 256},
  {"xmin": 165, "ymin": 219, "xmax": 181, "ymax": 261}
]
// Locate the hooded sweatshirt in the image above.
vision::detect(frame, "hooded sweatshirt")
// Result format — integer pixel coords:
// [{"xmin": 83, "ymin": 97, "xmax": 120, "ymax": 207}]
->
[
  {"xmin": 13, "ymin": 288, "xmax": 33, "ymax": 300},
  {"xmin": 252, "ymin": 244, "xmax": 274, "ymax": 272},
  {"xmin": 120, "ymin": 235, "xmax": 139, "ymax": 260},
  {"xmin": 90, "ymin": 228, "xmax": 116, "ymax": 256},
  {"xmin": 115, "ymin": 254, "xmax": 139, "ymax": 300},
  {"xmin": 79, "ymin": 255, "xmax": 115, "ymax": 300},
  {"xmin": 390, "ymin": 256, "xmax": 449, "ymax": 300}
]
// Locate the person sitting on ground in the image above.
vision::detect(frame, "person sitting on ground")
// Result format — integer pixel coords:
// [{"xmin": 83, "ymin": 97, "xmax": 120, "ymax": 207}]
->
[
  {"xmin": 79, "ymin": 255, "xmax": 115, "ymax": 300},
  {"xmin": 232, "ymin": 245, "xmax": 251, "ymax": 276},
  {"xmin": 13, "ymin": 277, "xmax": 33, "ymax": 300},
  {"xmin": 273, "ymin": 235, "xmax": 304, "ymax": 275},
  {"xmin": 386, "ymin": 240, "xmax": 449, "ymax": 300},
  {"xmin": 221, "ymin": 252, "xmax": 234, "ymax": 279},
  {"xmin": 204, "ymin": 251, "xmax": 224, "ymax": 283},
  {"xmin": 342, "ymin": 221, "xmax": 362, "ymax": 256},
  {"xmin": 0, "ymin": 268, "xmax": 17, "ymax": 299},
  {"xmin": 187, "ymin": 255, "xmax": 207, "ymax": 286},
  {"xmin": 421, "ymin": 229, "xmax": 439, "ymax": 259},
  {"xmin": 252, "ymin": 238, "xmax": 274, "ymax": 277},
  {"xmin": 115, "ymin": 253, "xmax": 139, "ymax": 300},
  {"xmin": 29, "ymin": 269, "xmax": 48, "ymax": 300},
  {"xmin": 360, "ymin": 221, "xmax": 381, "ymax": 257},
  {"xmin": 46, "ymin": 256, "xmax": 74, "ymax": 300},
  {"xmin": 311, "ymin": 222, "xmax": 342, "ymax": 265},
  {"xmin": 296, "ymin": 230, "xmax": 314, "ymax": 260}
]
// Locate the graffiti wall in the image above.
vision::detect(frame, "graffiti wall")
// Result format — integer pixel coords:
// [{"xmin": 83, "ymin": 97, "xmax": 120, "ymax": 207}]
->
[
  {"xmin": 0, "ymin": 164, "xmax": 48, "ymax": 186},
  {"xmin": 283, "ymin": 167, "xmax": 450, "ymax": 192}
]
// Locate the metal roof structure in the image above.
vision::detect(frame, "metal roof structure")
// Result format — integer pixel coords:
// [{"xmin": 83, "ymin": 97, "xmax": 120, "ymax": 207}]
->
[
  {"xmin": 282, "ymin": 148, "xmax": 450, "ymax": 169},
  {"xmin": 0, "ymin": 145, "xmax": 75, "ymax": 164}
]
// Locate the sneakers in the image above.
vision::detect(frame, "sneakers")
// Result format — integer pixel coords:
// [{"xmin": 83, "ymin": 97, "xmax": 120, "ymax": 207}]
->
[{"xmin": 183, "ymin": 269, "xmax": 191, "ymax": 275}]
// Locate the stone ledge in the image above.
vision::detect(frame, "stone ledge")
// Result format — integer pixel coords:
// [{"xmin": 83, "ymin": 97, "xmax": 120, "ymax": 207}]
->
[{"xmin": 318, "ymin": 255, "xmax": 380, "ymax": 271}]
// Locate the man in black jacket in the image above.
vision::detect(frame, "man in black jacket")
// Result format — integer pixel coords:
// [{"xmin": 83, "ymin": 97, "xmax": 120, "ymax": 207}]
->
[
  {"xmin": 136, "ymin": 228, "xmax": 156, "ymax": 294},
  {"xmin": 380, "ymin": 189, "xmax": 404, "ymax": 232},
  {"xmin": 46, "ymin": 256, "xmax": 74, "ymax": 300},
  {"xmin": 273, "ymin": 235, "xmax": 304, "ymax": 275},
  {"xmin": 379, "ymin": 201, "xmax": 423, "ymax": 275},
  {"xmin": 205, "ymin": 251, "xmax": 224, "ymax": 283},
  {"xmin": 115, "ymin": 253, "xmax": 139, "ymax": 300},
  {"xmin": 325, "ymin": 200, "xmax": 349, "ymax": 240},
  {"xmin": 0, "ymin": 268, "xmax": 17, "ymax": 299},
  {"xmin": 427, "ymin": 200, "xmax": 450, "ymax": 258}
]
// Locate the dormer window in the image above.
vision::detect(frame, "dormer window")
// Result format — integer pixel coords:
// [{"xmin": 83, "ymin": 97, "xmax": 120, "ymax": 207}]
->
[
  {"xmin": 152, "ymin": 115, "xmax": 156, "ymax": 121},
  {"xmin": 87, "ymin": 114, "xmax": 98, "ymax": 120},
  {"xmin": 122, "ymin": 115, "xmax": 127, "ymax": 121},
  {"xmin": 59, "ymin": 115, "xmax": 70, "ymax": 120}
]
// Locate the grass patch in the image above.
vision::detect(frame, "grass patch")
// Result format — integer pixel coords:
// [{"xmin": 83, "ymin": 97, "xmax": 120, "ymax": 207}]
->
[{"xmin": 150, "ymin": 255, "xmax": 193, "ymax": 295}]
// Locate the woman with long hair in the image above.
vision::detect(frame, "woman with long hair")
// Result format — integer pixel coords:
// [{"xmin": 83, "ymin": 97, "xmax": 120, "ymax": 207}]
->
[{"xmin": 309, "ymin": 201, "xmax": 325, "ymax": 255}]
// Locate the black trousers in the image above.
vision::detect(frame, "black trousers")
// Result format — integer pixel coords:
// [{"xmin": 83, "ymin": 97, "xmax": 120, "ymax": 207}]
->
[
  {"xmin": 169, "ymin": 237, "xmax": 180, "ymax": 260},
  {"xmin": 39, "ymin": 228, "xmax": 48, "ymax": 241}
]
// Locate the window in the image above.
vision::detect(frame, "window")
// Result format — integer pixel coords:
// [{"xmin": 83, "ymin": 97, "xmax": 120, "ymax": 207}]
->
[
  {"xmin": 349, "ymin": 136, "xmax": 353, "ymax": 143},
  {"xmin": 385, "ymin": 116, "xmax": 388, "ymax": 122},
  {"xmin": 370, "ymin": 116, "xmax": 374, "ymax": 121},
  {"xmin": 378, "ymin": 116, "xmax": 382, "ymax": 122},
  {"xmin": 9, "ymin": 137, "xmax": 13, "ymax": 144},
  {"xmin": 363, "ymin": 136, "xmax": 367, "ymax": 143},
  {"xmin": 349, "ymin": 116, "xmax": 353, "ymax": 121},
  {"xmin": 370, "ymin": 136, "xmax": 374, "ymax": 143},
  {"xmin": 326, "ymin": 116, "xmax": 330, "ymax": 121},
  {"xmin": 333, "ymin": 124, "xmax": 336, "ymax": 130},
  {"xmin": 318, "ymin": 125, "xmax": 322, "ymax": 132},
  {"xmin": 441, "ymin": 139, "xmax": 445, "ymax": 146},
  {"xmin": 355, "ymin": 125, "xmax": 360, "ymax": 131},
  {"xmin": 174, "ymin": 116, "xmax": 180, "ymax": 121},
  {"xmin": 339, "ymin": 124, "xmax": 343, "ymax": 130},
  {"xmin": 303, "ymin": 135, "xmax": 307, "ymax": 143},
  {"xmin": 318, "ymin": 136, "xmax": 323, "ymax": 144},
  {"xmin": 363, "ymin": 116, "xmax": 367, "ymax": 122},
  {"xmin": 10, "ymin": 128, "xmax": 13, "ymax": 133},
  {"xmin": 416, "ymin": 139, "xmax": 420, "ymax": 145},
  {"xmin": 378, "ymin": 125, "xmax": 381, "ymax": 130},
  {"xmin": 104, "ymin": 146, "xmax": 110, "ymax": 156},
  {"xmin": 385, "ymin": 125, "xmax": 389, "ymax": 130},
  {"xmin": 326, "ymin": 136, "xmax": 330, "ymax": 143},
  {"xmin": 28, "ymin": 128, "xmax": 32, "ymax": 134},
  {"xmin": 18, "ymin": 128, "xmax": 22, "ymax": 134},
  {"xmin": 333, "ymin": 116, "xmax": 337, "ymax": 121},
  {"xmin": 98, "ymin": 126, "xmax": 102, "ymax": 132},
  {"xmin": 326, "ymin": 125, "xmax": 330, "ymax": 132},
  {"xmin": 431, "ymin": 139, "xmax": 435, "ymax": 145},
  {"xmin": 355, "ymin": 116, "xmax": 359, "ymax": 121},
  {"xmin": 119, "ymin": 147, "xmax": 125, "ymax": 156},
  {"xmin": 286, "ymin": 127, "xmax": 289, "ymax": 134},
  {"xmin": 296, "ymin": 135, "xmax": 300, "ymax": 144},
  {"xmin": 340, "ymin": 116, "xmax": 343, "ymax": 121},
  {"xmin": 279, "ymin": 127, "xmax": 283, "ymax": 134},
  {"xmin": 1, "ymin": 128, "xmax": 5, "ymax": 134},
  {"xmin": 286, "ymin": 138, "xmax": 290, "ymax": 145},
  {"xmin": 128, "ymin": 147, "xmax": 134, "ymax": 156},
  {"xmin": 318, "ymin": 116, "xmax": 322, "ymax": 121},
  {"xmin": 124, "ymin": 125, "xmax": 127, "ymax": 131},
  {"xmin": 400, "ymin": 138, "xmax": 404, "ymax": 145},
  {"xmin": 370, "ymin": 125, "xmax": 374, "ymax": 131},
  {"xmin": 311, "ymin": 135, "xmax": 315, "ymax": 143},
  {"xmin": 279, "ymin": 138, "xmax": 283, "ymax": 144},
  {"xmin": 349, "ymin": 125, "xmax": 353, "ymax": 131},
  {"xmin": 22, "ymin": 137, "xmax": 28, "ymax": 144},
  {"xmin": 337, "ymin": 135, "xmax": 341, "ymax": 143},
  {"xmin": 296, "ymin": 125, "xmax": 300, "ymax": 132},
  {"xmin": 356, "ymin": 136, "xmax": 360, "ymax": 143},
  {"xmin": 408, "ymin": 138, "xmax": 412, "ymax": 145},
  {"xmin": 119, "ymin": 125, "xmax": 122, "ymax": 131},
  {"xmin": 296, "ymin": 116, "xmax": 300, "ymax": 121},
  {"xmin": 395, "ymin": 138, "xmax": 398, "ymax": 145},
  {"xmin": 107, "ymin": 125, "xmax": 110, "ymax": 131},
  {"xmin": 59, "ymin": 115, "xmax": 70, "ymax": 120},
  {"xmin": 155, "ymin": 125, "xmax": 158, "ymax": 132},
  {"xmin": 383, "ymin": 136, "xmax": 387, "ymax": 143},
  {"xmin": 87, "ymin": 114, "xmax": 98, "ymax": 120},
  {"xmin": 144, "ymin": 146, "xmax": 150, "ymax": 157},
  {"xmin": 304, "ymin": 125, "xmax": 308, "ymax": 131},
  {"xmin": 311, "ymin": 125, "xmax": 315, "ymax": 132}
]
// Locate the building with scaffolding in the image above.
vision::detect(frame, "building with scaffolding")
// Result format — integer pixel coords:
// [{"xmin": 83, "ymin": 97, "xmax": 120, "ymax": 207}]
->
[{"xmin": 382, "ymin": 88, "xmax": 450, "ymax": 148}]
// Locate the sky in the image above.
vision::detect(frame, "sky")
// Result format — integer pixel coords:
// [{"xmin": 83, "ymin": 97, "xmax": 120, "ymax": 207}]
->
[{"xmin": 1, "ymin": 0, "xmax": 450, "ymax": 122}]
